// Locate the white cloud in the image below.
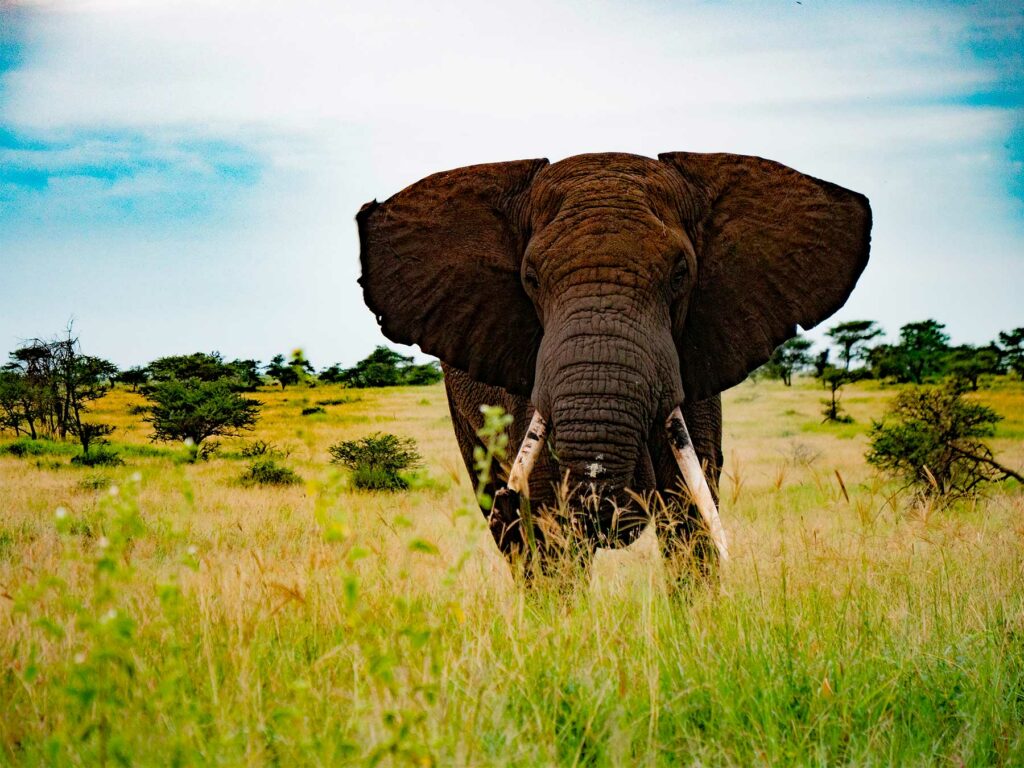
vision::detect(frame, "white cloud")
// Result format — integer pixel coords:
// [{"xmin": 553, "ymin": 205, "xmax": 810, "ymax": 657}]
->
[{"xmin": 1, "ymin": 0, "xmax": 1021, "ymax": 365}]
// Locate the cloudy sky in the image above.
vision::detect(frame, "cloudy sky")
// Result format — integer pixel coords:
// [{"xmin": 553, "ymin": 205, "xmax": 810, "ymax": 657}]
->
[{"xmin": 1, "ymin": 0, "xmax": 1021, "ymax": 369}]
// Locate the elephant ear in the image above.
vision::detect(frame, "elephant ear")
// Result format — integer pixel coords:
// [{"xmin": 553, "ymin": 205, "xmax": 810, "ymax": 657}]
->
[
  {"xmin": 357, "ymin": 159, "xmax": 549, "ymax": 396},
  {"xmin": 659, "ymin": 151, "xmax": 871, "ymax": 400}
]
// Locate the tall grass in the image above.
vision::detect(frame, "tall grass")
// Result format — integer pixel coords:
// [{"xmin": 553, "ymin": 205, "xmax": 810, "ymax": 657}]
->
[{"xmin": 0, "ymin": 379, "xmax": 1022, "ymax": 765}]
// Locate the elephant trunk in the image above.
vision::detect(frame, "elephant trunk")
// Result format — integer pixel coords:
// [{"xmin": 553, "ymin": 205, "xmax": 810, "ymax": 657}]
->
[{"xmin": 533, "ymin": 303, "xmax": 681, "ymax": 502}]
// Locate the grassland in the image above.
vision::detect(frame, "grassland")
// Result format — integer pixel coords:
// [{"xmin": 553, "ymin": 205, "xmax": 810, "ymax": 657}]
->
[{"xmin": 1, "ymin": 378, "xmax": 1023, "ymax": 766}]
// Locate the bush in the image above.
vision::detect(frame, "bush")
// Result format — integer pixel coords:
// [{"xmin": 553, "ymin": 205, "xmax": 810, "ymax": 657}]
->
[
  {"xmin": 1, "ymin": 438, "xmax": 78, "ymax": 458},
  {"xmin": 867, "ymin": 382, "xmax": 1023, "ymax": 499},
  {"xmin": 301, "ymin": 406, "xmax": 326, "ymax": 416},
  {"xmin": 329, "ymin": 433, "xmax": 422, "ymax": 490},
  {"xmin": 240, "ymin": 440, "xmax": 287, "ymax": 459},
  {"xmin": 78, "ymin": 473, "xmax": 112, "ymax": 490},
  {"xmin": 71, "ymin": 447, "xmax": 124, "ymax": 467},
  {"xmin": 4, "ymin": 438, "xmax": 50, "ymax": 458},
  {"xmin": 239, "ymin": 458, "xmax": 302, "ymax": 487}
]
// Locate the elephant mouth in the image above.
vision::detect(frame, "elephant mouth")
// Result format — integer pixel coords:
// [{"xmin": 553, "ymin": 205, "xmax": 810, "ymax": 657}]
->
[{"xmin": 495, "ymin": 407, "xmax": 730, "ymax": 561}]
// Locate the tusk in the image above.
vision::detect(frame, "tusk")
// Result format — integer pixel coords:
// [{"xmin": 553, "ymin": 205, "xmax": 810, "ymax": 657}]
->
[
  {"xmin": 665, "ymin": 406, "xmax": 730, "ymax": 562},
  {"xmin": 506, "ymin": 410, "xmax": 547, "ymax": 497}
]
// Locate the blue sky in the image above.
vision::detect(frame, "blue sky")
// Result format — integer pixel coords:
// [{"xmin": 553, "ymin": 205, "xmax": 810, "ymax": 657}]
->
[{"xmin": 0, "ymin": 0, "xmax": 1021, "ymax": 369}]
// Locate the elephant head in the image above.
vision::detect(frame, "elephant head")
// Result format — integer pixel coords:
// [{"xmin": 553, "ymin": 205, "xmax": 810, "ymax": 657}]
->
[{"xmin": 357, "ymin": 152, "xmax": 870, "ymax": 551}]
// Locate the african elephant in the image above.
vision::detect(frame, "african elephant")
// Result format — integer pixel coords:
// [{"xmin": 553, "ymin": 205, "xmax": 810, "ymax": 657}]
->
[{"xmin": 357, "ymin": 152, "xmax": 871, "ymax": 577}]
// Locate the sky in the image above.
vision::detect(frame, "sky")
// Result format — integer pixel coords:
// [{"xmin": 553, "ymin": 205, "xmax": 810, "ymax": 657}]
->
[{"xmin": 1, "ymin": 0, "xmax": 1022, "ymax": 370}]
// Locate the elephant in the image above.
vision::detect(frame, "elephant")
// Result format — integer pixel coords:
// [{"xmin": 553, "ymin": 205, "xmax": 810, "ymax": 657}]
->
[{"xmin": 356, "ymin": 151, "xmax": 871, "ymax": 578}]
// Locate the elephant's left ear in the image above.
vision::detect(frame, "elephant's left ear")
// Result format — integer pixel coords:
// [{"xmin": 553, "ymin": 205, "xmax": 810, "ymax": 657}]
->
[
  {"xmin": 659, "ymin": 151, "xmax": 872, "ymax": 400},
  {"xmin": 357, "ymin": 159, "xmax": 549, "ymax": 396}
]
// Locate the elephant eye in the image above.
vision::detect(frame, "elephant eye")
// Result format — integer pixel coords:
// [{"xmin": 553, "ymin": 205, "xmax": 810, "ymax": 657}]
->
[
  {"xmin": 670, "ymin": 261, "xmax": 688, "ymax": 293},
  {"xmin": 524, "ymin": 267, "xmax": 540, "ymax": 291}
]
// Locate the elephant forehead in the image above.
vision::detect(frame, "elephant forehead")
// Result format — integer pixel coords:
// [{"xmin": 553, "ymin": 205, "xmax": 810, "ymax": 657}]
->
[{"xmin": 531, "ymin": 153, "xmax": 685, "ymax": 215}]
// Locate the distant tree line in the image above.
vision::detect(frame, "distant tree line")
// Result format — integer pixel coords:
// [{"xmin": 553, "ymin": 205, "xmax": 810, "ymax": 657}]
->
[
  {"xmin": 112, "ymin": 346, "xmax": 442, "ymax": 392},
  {"xmin": 0, "ymin": 334, "xmax": 447, "ymax": 467},
  {"xmin": 756, "ymin": 320, "xmax": 1023, "ymax": 422},
  {"xmin": 759, "ymin": 320, "xmax": 1022, "ymax": 388}
]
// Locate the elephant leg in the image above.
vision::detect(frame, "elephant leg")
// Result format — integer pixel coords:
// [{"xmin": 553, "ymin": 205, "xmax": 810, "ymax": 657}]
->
[
  {"xmin": 443, "ymin": 365, "xmax": 564, "ymax": 576},
  {"xmin": 650, "ymin": 394, "xmax": 724, "ymax": 584}
]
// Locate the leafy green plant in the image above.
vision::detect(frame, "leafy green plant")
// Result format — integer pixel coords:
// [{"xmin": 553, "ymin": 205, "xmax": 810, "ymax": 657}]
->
[
  {"xmin": 316, "ymin": 396, "xmax": 360, "ymax": 406},
  {"xmin": 14, "ymin": 483, "xmax": 146, "ymax": 763},
  {"xmin": 867, "ymin": 382, "xmax": 1023, "ymax": 499},
  {"xmin": 70, "ymin": 445, "xmax": 124, "ymax": 467},
  {"xmin": 760, "ymin": 335, "xmax": 813, "ymax": 386},
  {"xmin": 145, "ymin": 378, "xmax": 260, "ymax": 460},
  {"xmin": 328, "ymin": 346, "xmax": 443, "ymax": 388},
  {"xmin": 329, "ymin": 433, "xmax": 422, "ymax": 490},
  {"xmin": 239, "ymin": 457, "xmax": 302, "ymax": 486},
  {"xmin": 1, "ymin": 437, "xmax": 79, "ymax": 458},
  {"xmin": 240, "ymin": 439, "xmax": 288, "ymax": 459},
  {"xmin": 818, "ymin": 366, "xmax": 868, "ymax": 423}
]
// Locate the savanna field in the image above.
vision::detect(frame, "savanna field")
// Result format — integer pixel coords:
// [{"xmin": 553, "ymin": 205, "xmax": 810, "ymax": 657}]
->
[{"xmin": 1, "ymin": 378, "xmax": 1023, "ymax": 766}]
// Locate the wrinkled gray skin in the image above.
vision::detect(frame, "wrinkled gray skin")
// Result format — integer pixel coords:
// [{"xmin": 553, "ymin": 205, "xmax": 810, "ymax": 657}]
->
[
  {"xmin": 443, "ymin": 365, "xmax": 722, "ymax": 568},
  {"xmin": 357, "ymin": 152, "xmax": 871, "ymax": 576}
]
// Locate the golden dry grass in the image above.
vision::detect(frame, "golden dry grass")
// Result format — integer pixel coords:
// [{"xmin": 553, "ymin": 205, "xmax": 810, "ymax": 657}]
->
[{"xmin": 1, "ymin": 377, "xmax": 1022, "ymax": 765}]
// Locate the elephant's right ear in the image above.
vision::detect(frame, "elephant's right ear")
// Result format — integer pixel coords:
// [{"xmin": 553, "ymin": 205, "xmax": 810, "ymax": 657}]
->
[
  {"xmin": 357, "ymin": 159, "xmax": 549, "ymax": 396},
  {"xmin": 659, "ymin": 152, "xmax": 871, "ymax": 400}
]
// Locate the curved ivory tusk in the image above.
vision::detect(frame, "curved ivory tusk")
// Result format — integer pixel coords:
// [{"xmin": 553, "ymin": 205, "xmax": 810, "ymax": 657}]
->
[
  {"xmin": 506, "ymin": 410, "xmax": 548, "ymax": 497},
  {"xmin": 665, "ymin": 406, "xmax": 730, "ymax": 562}
]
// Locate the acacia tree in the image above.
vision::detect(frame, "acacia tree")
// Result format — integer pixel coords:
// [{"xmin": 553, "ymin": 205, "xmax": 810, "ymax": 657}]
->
[
  {"xmin": 145, "ymin": 378, "xmax": 260, "ymax": 458},
  {"xmin": 115, "ymin": 366, "xmax": 149, "ymax": 392},
  {"xmin": 763, "ymin": 336, "xmax": 813, "ymax": 386},
  {"xmin": 826, "ymin": 320, "xmax": 883, "ymax": 370},
  {"xmin": 998, "ymin": 327, "xmax": 1024, "ymax": 379},
  {"xmin": 147, "ymin": 352, "xmax": 261, "ymax": 391},
  {"xmin": 0, "ymin": 368, "xmax": 32, "ymax": 437},
  {"xmin": 897, "ymin": 320, "xmax": 950, "ymax": 383},
  {"xmin": 946, "ymin": 345, "xmax": 1000, "ymax": 391},
  {"xmin": 266, "ymin": 354, "xmax": 299, "ymax": 389},
  {"xmin": 868, "ymin": 382, "xmax": 1023, "ymax": 498},
  {"xmin": 336, "ymin": 346, "xmax": 443, "ymax": 388},
  {"xmin": 2, "ymin": 330, "xmax": 117, "ymax": 450},
  {"xmin": 819, "ymin": 365, "xmax": 869, "ymax": 423}
]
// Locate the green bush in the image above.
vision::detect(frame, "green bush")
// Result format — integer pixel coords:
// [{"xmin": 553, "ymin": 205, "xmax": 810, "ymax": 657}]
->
[
  {"xmin": 316, "ymin": 397, "xmax": 360, "ymax": 406},
  {"xmin": 301, "ymin": 406, "xmax": 326, "ymax": 416},
  {"xmin": 240, "ymin": 458, "xmax": 302, "ymax": 487},
  {"xmin": 329, "ymin": 433, "xmax": 422, "ymax": 490},
  {"xmin": 2, "ymin": 438, "xmax": 78, "ymax": 458},
  {"xmin": 78, "ymin": 473, "xmax": 113, "ymax": 490},
  {"xmin": 867, "ymin": 382, "xmax": 1022, "ymax": 499},
  {"xmin": 240, "ymin": 440, "xmax": 286, "ymax": 459},
  {"xmin": 71, "ymin": 447, "xmax": 124, "ymax": 467}
]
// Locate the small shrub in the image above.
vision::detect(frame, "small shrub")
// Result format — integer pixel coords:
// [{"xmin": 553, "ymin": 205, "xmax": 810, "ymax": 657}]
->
[
  {"xmin": 301, "ymin": 406, "xmax": 326, "ymax": 416},
  {"xmin": 240, "ymin": 440, "xmax": 288, "ymax": 459},
  {"xmin": 316, "ymin": 397, "xmax": 360, "ymax": 406},
  {"xmin": 128, "ymin": 404, "xmax": 149, "ymax": 416},
  {"xmin": 240, "ymin": 458, "xmax": 302, "ymax": 486},
  {"xmin": 2, "ymin": 438, "xmax": 77, "ymax": 458},
  {"xmin": 196, "ymin": 440, "xmax": 220, "ymax": 461},
  {"xmin": 71, "ymin": 447, "xmax": 124, "ymax": 467},
  {"xmin": 4, "ymin": 438, "xmax": 46, "ymax": 457},
  {"xmin": 78, "ymin": 473, "xmax": 112, "ymax": 490},
  {"xmin": 329, "ymin": 433, "xmax": 422, "ymax": 490},
  {"xmin": 867, "ymin": 382, "xmax": 1023, "ymax": 499}
]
